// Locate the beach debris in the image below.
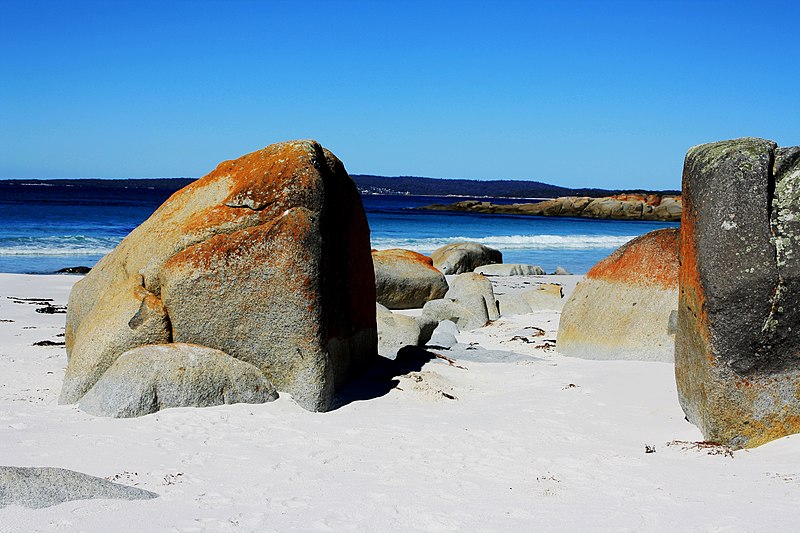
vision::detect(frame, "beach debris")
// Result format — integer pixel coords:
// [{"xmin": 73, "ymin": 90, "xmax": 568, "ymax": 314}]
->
[
  {"xmin": 666, "ymin": 440, "xmax": 734, "ymax": 458},
  {"xmin": 562, "ymin": 383, "xmax": 578, "ymax": 389},
  {"xmin": 7, "ymin": 296, "xmax": 54, "ymax": 303},
  {"xmin": 430, "ymin": 241, "xmax": 502, "ymax": 275},
  {"xmin": 429, "ymin": 351, "xmax": 467, "ymax": 370},
  {"xmin": 0, "ymin": 319, "xmax": 13, "ymax": 323},
  {"xmin": 535, "ymin": 341, "xmax": 556, "ymax": 351},
  {"xmin": 644, "ymin": 445, "xmax": 657, "ymax": 454},
  {"xmin": 557, "ymin": 228, "xmax": 679, "ymax": 363},
  {"xmin": 32, "ymin": 340, "xmax": 66, "ymax": 346},
  {"xmin": 676, "ymin": 137, "xmax": 800, "ymax": 449},
  {"xmin": 162, "ymin": 472, "xmax": 184, "ymax": 485},
  {"xmin": 401, "ymin": 371, "xmax": 458, "ymax": 401},
  {"xmin": 35, "ymin": 304, "xmax": 67, "ymax": 314}
]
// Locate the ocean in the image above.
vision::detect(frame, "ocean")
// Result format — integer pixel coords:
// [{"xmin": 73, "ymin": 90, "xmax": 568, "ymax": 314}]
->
[{"xmin": 0, "ymin": 182, "xmax": 678, "ymax": 275}]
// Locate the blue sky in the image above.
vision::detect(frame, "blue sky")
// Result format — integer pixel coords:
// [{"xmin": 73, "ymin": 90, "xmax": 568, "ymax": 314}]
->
[{"xmin": 1, "ymin": 0, "xmax": 798, "ymax": 189}]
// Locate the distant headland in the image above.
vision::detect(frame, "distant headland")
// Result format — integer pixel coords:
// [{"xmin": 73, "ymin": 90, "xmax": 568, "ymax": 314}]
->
[{"xmin": 1, "ymin": 175, "xmax": 680, "ymax": 200}]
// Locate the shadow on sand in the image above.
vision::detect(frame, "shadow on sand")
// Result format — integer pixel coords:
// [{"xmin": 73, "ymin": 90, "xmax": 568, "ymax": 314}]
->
[{"xmin": 331, "ymin": 346, "xmax": 440, "ymax": 410}]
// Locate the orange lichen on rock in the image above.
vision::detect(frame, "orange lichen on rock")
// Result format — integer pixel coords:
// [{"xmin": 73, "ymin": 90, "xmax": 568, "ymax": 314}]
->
[
  {"xmin": 586, "ymin": 228, "xmax": 679, "ymax": 289},
  {"xmin": 372, "ymin": 248, "xmax": 439, "ymax": 272}
]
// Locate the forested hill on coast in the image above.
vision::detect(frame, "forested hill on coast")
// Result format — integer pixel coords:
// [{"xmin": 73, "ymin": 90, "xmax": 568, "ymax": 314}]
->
[
  {"xmin": 351, "ymin": 175, "xmax": 679, "ymax": 198},
  {"xmin": 0, "ymin": 176, "xmax": 680, "ymax": 199}
]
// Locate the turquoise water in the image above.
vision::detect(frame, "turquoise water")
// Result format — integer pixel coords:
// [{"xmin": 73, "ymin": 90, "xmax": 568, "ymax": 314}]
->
[{"xmin": 0, "ymin": 182, "xmax": 677, "ymax": 274}]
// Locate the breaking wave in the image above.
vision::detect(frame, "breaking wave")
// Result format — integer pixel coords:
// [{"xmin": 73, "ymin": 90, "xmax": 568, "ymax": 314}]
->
[
  {"xmin": 0, "ymin": 235, "xmax": 120, "ymax": 256},
  {"xmin": 371, "ymin": 234, "xmax": 635, "ymax": 252}
]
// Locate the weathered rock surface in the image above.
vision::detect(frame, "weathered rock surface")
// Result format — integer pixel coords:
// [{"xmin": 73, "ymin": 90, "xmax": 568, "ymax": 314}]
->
[
  {"xmin": 372, "ymin": 249, "xmax": 448, "ymax": 309},
  {"xmin": 420, "ymin": 273, "xmax": 499, "ymax": 330},
  {"xmin": 78, "ymin": 344, "xmax": 278, "ymax": 418},
  {"xmin": 376, "ymin": 304, "xmax": 422, "ymax": 359},
  {"xmin": 63, "ymin": 140, "xmax": 377, "ymax": 412},
  {"xmin": 421, "ymin": 194, "xmax": 682, "ymax": 221},
  {"xmin": 497, "ymin": 284, "xmax": 564, "ymax": 315},
  {"xmin": 474, "ymin": 263, "xmax": 545, "ymax": 276},
  {"xmin": 0, "ymin": 466, "xmax": 157, "ymax": 509},
  {"xmin": 676, "ymin": 137, "xmax": 800, "ymax": 449},
  {"xmin": 430, "ymin": 242, "xmax": 502, "ymax": 275},
  {"xmin": 557, "ymin": 228, "xmax": 679, "ymax": 362}
]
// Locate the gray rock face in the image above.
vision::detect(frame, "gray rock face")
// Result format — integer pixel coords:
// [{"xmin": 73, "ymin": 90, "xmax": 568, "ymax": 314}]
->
[
  {"xmin": 78, "ymin": 344, "xmax": 278, "ymax": 418},
  {"xmin": 62, "ymin": 141, "xmax": 377, "ymax": 413},
  {"xmin": 0, "ymin": 466, "xmax": 157, "ymax": 509},
  {"xmin": 430, "ymin": 242, "xmax": 502, "ymax": 275},
  {"xmin": 676, "ymin": 137, "xmax": 800, "ymax": 449},
  {"xmin": 372, "ymin": 249, "xmax": 448, "ymax": 309},
  {"xmin": 552, "ymin": 266, "xmax": 572, "ymax": 275},
  {"xmin": 496, "ymin": 284, "xmax": 564, "ymax": 315},
  {"xmin": 376, "ymin": 304, "xmax": 422, "ymax": 359},
  {"xmin": 474, "ymin": 263, "xmax": 545, "ymax": 276},
  {"xmin": 419, "ymin": 273, "xmax": 499, "ymax": 330}
]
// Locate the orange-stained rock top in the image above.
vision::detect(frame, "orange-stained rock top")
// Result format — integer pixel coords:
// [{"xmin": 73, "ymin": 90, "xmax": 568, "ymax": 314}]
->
[
  {"xmin": 587, "ymin": 228, "xmax": 679, "ymax": 289},
  {"xmin": 372, "ymin": 248, "xmax": 439, "ymax": 271}
]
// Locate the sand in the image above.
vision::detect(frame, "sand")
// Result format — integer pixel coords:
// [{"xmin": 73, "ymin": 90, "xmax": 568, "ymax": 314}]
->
[{"xmin": 2, "ymin": 273, "xmax": 800, "ymax": 531}]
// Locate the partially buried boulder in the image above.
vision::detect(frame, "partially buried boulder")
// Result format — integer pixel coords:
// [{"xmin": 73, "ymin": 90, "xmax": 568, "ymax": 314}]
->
[
  {"xmin": 375, "ymin": 304, "xmax": 422, "ymax": 359},
  {"xmin": 431, "ymin": 241, "xmax": 502, "ymax": 274},
  {"xmin": 0, "ymin": 466, "xmax": 157, "ymax": 509},
  {"xmin": 420, "ymin": 272, "xmax": 500, "ymax": 331},
  {"xmin": 676, "ymin": 137, "xmax": 800, "ymax": 449},
  {"xmin": 78, "ymin": 343, "xmax": 278, "ymax": 418},
  {"xmin": 372, "ymin": 249, "xmax": 448, "ymax": 309},
  {"xmin": 557, "ymin": 228, "xmax": 679, "ymax": 362},
  {"xmin": 497, "ymin": 284, "xmax": 564, "ymax": 315},
  {"xmin": 474, "ymin": 263, "xmax": 545, "ymax": 276},
  {"xmin": 63, "ymin": 140, "xmax": 377, "ymax": 413}
]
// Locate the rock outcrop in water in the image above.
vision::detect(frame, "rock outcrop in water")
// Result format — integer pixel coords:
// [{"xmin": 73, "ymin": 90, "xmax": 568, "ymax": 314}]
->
[
  {"xmin": 431, "ymin": 241, "xmax": 502, "ymax": 274},
  {"xmin": 676, "ymin": 137, "xmax": 800, "ymax": 449},
  {"xmin": 63, "ymin": 140, "xmax": 377, "ymax": 413},
  {"xmin": 421, "ymin": 194, "xmax": 681, "ymax": 221},
  {"xmin": 557, "ymin": 228, "xmax": 679, "ymax": 362}
]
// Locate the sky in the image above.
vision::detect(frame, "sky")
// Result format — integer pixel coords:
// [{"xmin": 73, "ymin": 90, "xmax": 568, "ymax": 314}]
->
[{"xmin": 1, "ymin": 0, "xmax": 798, "ymax": 190}]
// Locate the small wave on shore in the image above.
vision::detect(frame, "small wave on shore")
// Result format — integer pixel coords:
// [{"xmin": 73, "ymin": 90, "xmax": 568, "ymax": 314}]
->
[
  {"xmin": 371, "ymin": 234, "xmax": 636, "ymax": 253},
  {"xmin": 0, "ymin": 236, "xmax": 119, "ymax": 256}
]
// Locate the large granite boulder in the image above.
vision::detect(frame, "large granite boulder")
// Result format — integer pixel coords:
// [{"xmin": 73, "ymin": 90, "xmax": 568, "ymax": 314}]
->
[
  {"xmin": 420, "ymin": 272, "xmax": 500, "ymax": 330},
  {"xmin": 676, "ymin": 137, "xmax": 800, "ymax": 449},
  {"xmin": 63, "ymin": 140, "xmax": 377, "ymax": 412},
  {"xmin": 557, "ymin": 228, "xmax": 679, "ymax": 362},
  {"xmin": 430, "ymin": 241, "xmax": 502, "ymax": 274},
  {"xmin": 372, "ymin": 249, "xmax": 448, "ymax": 309},
  {"xmin": 0, "ymin": 466, "xmax": 157, "ymax": 509},
  {"xmin": 78, "ymin": 344, "xmax": 278, "ymax": 418}
]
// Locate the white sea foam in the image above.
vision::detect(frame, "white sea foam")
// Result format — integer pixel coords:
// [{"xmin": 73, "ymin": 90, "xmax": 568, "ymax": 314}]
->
[
  {"xmin": 371, "ymin": 234, "xmax": 635, "ymax": 252},
  {"xmin": 0, "ymin": 236, "xmax": 119, "ymax": 256}
]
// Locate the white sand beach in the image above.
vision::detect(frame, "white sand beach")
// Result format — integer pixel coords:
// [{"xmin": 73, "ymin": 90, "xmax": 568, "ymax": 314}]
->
[{"xmin": 2, "ymin": 273, "xmax": 800, "ymax": 531}]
